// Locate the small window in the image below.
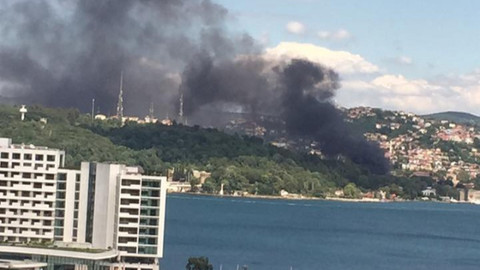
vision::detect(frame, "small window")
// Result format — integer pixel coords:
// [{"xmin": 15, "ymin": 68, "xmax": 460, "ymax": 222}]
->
[
  {"xmin": 58, "ymin": 173, "xmax": 67, "ymax": 181},
  {"xmin": 0, "ymin": 162, "xmax": 7, "ymax": 168},
  {"xmin": 47, "ymin": 155, "xmax": 55, "ymax": 162},
  {"xmin": 24, "ymin": 163, "xmax": 31, "ymax": 167},
  {"xmin": 0, "ymin": 153, "xmax": 8, "ymax": 159},
  {"xmin": 45, "ymin": 174, "xmax": 55, "ymax": 180},
  {"xmin": 12, "ymin": 153, "xmax": 20, "ymax": 160},
  {"xmin": 57, "ymin": 182, "xmax": 66, "ymax": 190},
  {"xmin": 24, "ymin": 154, "xmax": 32, "ymax": 160},
  {"xmin": 11, "ymin": 162, "xmax": 19, "ymax": 168},
  {"xmin": 35, "ymin": 155, "xmax": 43, "ymax": 161}
]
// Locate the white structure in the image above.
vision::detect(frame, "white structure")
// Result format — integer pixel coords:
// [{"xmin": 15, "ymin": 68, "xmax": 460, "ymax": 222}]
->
[
  {"xmin": 19, "ymin": 105, "xmax": 27, "ymax": 121},
  {"xmin": 0, "ymin": 138, "xmax": 167, "ymax": 270},
  {"xmin": 0, "ymin": 138, "xmax": 66, "ymax": 242}
]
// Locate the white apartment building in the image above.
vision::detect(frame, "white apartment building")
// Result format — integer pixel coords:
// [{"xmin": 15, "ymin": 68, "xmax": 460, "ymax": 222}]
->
[
  {"xmin": 0, "ymin": 138, "xmax": 66, "ymax": 242},
  {"xmin": 0, "ymin": 138, "xmax": 167, "ymax": 270}
]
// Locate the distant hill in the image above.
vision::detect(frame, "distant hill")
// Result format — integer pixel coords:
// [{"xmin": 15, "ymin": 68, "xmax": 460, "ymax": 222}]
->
[{"xmin": 422, "ymin": 111, "xmax": 480, "ymax": 125}]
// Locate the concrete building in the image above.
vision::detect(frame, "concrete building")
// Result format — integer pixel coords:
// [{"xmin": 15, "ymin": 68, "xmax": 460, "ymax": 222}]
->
[{"xmin": 0, "ymin": 138, "xmax": 167, "ymax": 270}]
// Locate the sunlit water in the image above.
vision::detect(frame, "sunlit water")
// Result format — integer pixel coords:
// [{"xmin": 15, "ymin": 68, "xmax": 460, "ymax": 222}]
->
[{"xmin": 162, "ymin": 194, "xmax": 480, "ymax": 270}]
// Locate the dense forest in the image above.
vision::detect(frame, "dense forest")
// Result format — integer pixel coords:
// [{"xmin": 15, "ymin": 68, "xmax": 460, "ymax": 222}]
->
[{"xmin": 0, "ymin": 105, "xmax": 447, "ymax": 199}]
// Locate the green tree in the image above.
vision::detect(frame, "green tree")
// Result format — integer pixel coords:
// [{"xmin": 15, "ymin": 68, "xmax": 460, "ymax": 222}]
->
[
  {"xmin": 343, "ymin": 183, "xmax": 362, "ymax": 199},
  {"xmin": 457, "ymin": 169, "xmax": 471, "ymax": 183},
  {"xmin": 186, "ymin": 257, "xmax": 213, "ymax": 270}
]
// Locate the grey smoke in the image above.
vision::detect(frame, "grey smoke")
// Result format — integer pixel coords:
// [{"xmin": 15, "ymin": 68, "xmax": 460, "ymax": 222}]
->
[
  {"xmin": 0, "ymin": 0, "xmax": 247, "ymax": 116},
  {"xmin": 180, "ymin": 57, "xmax": 390, "ymax": 174},
  {"xmin": 0, "ymin": 0, "xmax": 389, "ymax": 173}
]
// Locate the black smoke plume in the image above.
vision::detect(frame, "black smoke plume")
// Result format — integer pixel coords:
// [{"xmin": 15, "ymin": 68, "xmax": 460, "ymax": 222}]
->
[
  {"xmin": 0, "ymin": 0, "xmax": 389, "ymax": 174},
  {"xmin": 180, "ymin": 57, "xmax": 390, "ymax": 174},
  {"xmin": 0, "ymin": 0, "xmax": 252, "ymax": 116}
]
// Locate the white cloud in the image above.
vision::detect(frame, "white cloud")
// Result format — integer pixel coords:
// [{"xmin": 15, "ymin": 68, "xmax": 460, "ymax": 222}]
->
[
  {"xmin": 397, "ymin": 56, "xmax": 412, "ymax": 65},
  {"xmin": 286, "ymin": 21, "xmax": 306, "ymax": 35},
  {"xmin": 264, "ymin": 42, "xmax": 480, "ymax": 115},
  {"xmin": 317, "ymin": 29, "xmax": 351, "ymax": 41},
  {"xmin": 338, "ymin": 72, "xmax": 480, "ymax": 114},
  {"xmin": 264, "ymin": 42, "xmax": 379, "ymax": 74}
]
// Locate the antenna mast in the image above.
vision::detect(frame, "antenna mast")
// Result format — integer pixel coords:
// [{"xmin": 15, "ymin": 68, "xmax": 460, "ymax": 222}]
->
[
  {"xmin": 91, "ymin": 98, "xmax": 95, "ymax": 122},
  {"xmin": 116, "ymin": 71, "xmax": 124, "ymax": 119},
  {"xmin": 179, "ymin": 93, "xmax": 184, "ymax": 124},
  {"xmin": 149, "ymin": 102, "xmax": 154, "ymax": 120}
]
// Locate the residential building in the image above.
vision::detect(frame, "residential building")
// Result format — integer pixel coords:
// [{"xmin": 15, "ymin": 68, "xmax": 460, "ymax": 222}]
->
[{"xmin": 0, "ymin": 138, "xmax": 167, "ymax": 270}]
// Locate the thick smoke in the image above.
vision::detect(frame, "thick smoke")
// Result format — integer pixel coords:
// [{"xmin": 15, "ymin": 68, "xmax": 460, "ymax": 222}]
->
[
  {"xmin": 0, "ymin": 0, "xmax": 389, "ymax": 173},
  {"xmin": 0, "ymin": 0, "xmax": 253, "ymax": 116},
  {"xmin": 181, "ymin": 57, "xmax": 390, "ymax": 174}
]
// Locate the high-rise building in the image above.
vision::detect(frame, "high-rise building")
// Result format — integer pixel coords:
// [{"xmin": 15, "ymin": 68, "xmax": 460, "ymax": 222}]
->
[{"xmin": 0, "ymin": 138, "xmax": 167, "ymax": 270}]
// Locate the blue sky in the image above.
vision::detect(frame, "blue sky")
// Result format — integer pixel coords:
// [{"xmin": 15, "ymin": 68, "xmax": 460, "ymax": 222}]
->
[{"xmin": 215, "ymin": 0, "xmax": 480, "ymax": 114}]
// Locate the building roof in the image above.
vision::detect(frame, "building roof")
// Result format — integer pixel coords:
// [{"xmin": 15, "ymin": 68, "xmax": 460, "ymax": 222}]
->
[{"xmin": 0, "ymin": 246, "xmax": 119, "ymax": 261}]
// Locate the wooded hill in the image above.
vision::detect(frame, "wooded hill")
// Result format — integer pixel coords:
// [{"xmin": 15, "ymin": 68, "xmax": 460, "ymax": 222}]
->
[{"xmin": 0, "ymin": 105, "xmax": 438, "ymax": 199}]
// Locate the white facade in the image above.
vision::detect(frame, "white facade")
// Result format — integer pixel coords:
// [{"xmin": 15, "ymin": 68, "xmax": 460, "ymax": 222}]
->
[
  {"xmin": 0, "ymin": 138, "xmax": 65, "ymax": 243},
  {"xmin": 0, "ymin": 138, "xmax": 167, "ymax": 270}
]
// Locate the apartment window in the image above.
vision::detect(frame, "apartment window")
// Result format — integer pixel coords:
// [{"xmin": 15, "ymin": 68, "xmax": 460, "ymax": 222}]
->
[
  {"xmin": 22, "ymin": 173, "xmax": 31, "ymax": 179},
  {"xmin": 56, "ymin": 191, "xmax": 65, "ymax": 199},
  {"xmin": 54, "ymin": 219, "xmax": 64, "ymax": 227},
  {"xmin": 74, "ymin": 211, "xmax": 78, "ymax": 219},
  {"xmin": 11, "ymin": 162, "xmax": 19, "ymax": 168},
  {"xmin": 54, "ymin": 228, "xmax": 63, "ymax": 236},
  {"xmin": 0, "ymin": 162, "xmax": 7, "ymax": 168},
  {"xmin": 47, "ymin": 155, "xmax": 55, "ymax": 162},
  {"xmin": 57, "ymin": 182, "xmax": 66, "ymax": 190},
  {"xmin": 58, "ymin": 173, "xmax": 66, "ymax": 181},
  {"xmin": 74, "ymin": 193, "xmax": 79, "ymax": 200},
  {"xmin": 23, "ymin": 163, "xmax": 31, "ymax": 167},
  {"xmin": 34, "ymin": 164, "xmax": 43, "ymax": 170},
  {"xmin": 0, "ymin": 153, "xmax": 8, "ymax": 159},
  {"xmin": 55, "ymin": 210, "xmax": 65, "ymax": 217},
  {"xmin": 24, "ymin": 154, "xmax": 32, "ymax": 160},
  {"xmin": 12, "ymin": 153, "xmax": 20, "ymax": 160},
  {"xmin": 75, "ymin": 174, "xmax": 80, "ymax": 182},
  {"xmin": 35, "ymin": 154, "xmax": 43, "ymax": 161},
  {"xmin": 45, "ymin": 174, "xmax": 55, "ymax": 180}
]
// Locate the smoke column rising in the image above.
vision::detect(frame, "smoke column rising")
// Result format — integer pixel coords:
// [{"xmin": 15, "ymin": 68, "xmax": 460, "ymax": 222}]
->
[
  {"xmin": 0, "ymin": 0, "xmax": 389, "ymax": 174},
  {"xmin": 180, "ymin": 56, "xmax": 390, "ymax": 174},
  {"xmin": 0, "ymin": 0, "xmax": 252, "ymax": 116}
]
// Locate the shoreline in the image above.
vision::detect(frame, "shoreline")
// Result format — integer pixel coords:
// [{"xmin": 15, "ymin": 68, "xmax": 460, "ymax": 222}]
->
[
  {"xmin": 167, "ymin": 191, "xmax": 477, "ymax": 204},
  {"xmin": 168, "ymin": 191, "xmax": 397, "ymax": 203}
]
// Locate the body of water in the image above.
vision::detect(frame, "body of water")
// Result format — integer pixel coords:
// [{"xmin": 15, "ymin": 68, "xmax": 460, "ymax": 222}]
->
[{"xmin": 162, "ymin": 194, "xmax": 480, "ymax": 270}]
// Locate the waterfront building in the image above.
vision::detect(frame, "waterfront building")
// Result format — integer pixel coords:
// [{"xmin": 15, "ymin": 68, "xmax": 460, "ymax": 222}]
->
[{"xmin": 0, "ymin": 138, "xmax": 167, "ymax": 270}]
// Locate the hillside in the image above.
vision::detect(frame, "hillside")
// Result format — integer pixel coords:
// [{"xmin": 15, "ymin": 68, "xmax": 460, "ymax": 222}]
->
[
  {"xmin": 423, "ymin": 111, "xmax": 480, "ymax": 125},
  {"xmin": 0, "ymin": 104, "xmax": 447, "ymax": 199}
]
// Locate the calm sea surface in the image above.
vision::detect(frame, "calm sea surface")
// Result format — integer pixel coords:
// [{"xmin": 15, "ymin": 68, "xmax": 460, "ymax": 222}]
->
[{"xmin": 162, "ymin": 194, "xmax": 480, "ymax": 270}]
